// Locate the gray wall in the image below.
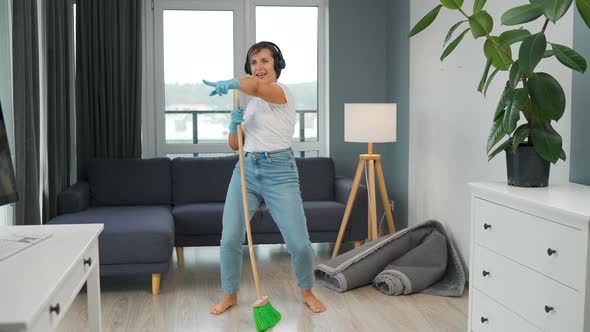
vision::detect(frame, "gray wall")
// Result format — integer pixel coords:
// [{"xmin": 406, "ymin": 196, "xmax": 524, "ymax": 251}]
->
[
  {"xmin": 329, "ymin": 0, "xmax": 410, "ymax": 229},
  {"xmin": 385, "ymin": 0, "xmax": 410, "ymax": 230},
  {"xmin": 570, "ymin": 11, "xmax": 590, "ymax": 186}
]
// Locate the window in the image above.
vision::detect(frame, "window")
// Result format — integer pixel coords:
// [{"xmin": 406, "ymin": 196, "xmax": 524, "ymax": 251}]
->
[
  {"xmin": 145, "ymin": 0, "xmax": 327, "ymax": 157},
  {"xmin": 256, "ymin": 6, "xmax": 319, "ymax": 146},
  {"xmin": 163, "ymin": 9, "xmax": 234, "ymax": 146}
]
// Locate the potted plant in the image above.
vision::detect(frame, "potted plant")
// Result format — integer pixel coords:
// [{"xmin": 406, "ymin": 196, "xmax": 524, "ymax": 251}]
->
[{"xmin": 409, "ymin": 0, "xmax": 590, "ymax": 187}]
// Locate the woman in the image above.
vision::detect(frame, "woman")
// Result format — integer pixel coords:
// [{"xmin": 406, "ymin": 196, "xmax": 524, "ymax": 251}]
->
[{"xmin": 203, "ymin": 41, "xmax": 326, "ymax": 315}]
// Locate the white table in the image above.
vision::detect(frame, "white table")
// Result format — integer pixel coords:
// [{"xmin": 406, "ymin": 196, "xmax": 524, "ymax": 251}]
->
[{"xmin": 0, "ymin": 224, "xmax": 103, "ymax": 332}]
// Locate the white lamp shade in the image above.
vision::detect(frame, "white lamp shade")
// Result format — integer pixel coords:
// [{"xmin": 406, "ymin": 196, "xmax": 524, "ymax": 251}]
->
[{"xmin": 344, "ymin": 103, "xmax": 397, "ymax": 143}]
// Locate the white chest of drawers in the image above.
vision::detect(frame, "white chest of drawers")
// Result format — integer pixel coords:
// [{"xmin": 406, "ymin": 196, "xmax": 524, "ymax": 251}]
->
[{"xmin": 468, "ymin": 182, "xmax": 590, "ymax": 332}]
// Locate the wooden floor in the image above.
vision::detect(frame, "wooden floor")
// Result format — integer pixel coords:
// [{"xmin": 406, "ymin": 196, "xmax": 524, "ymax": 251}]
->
[{"xmin": 58, "ymin": 242, "xmax": 468, "ymax": 332}]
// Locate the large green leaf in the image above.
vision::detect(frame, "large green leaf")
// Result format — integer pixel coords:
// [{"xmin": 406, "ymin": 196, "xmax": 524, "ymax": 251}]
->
[
  {"xmin": 444, "ymin": 20, "xmax": 468, "ymax": 46},
  {"xmin": 474, "ymin": 0, "xmax": 487, "ymax": 13},
  {"xmin": 441, "ymin": 28, "xmax": 470, "ymax": 61},
  {"xmin": 551, "ymin": 43, "xmax": 587, "ymax": 73},
  {"xmin": 484, "ymin": 68, "xmax": 500, "ymax": 97},
  {"xmin": 497, "ymin": 32, "xmax": 532, "ymax": 51},
  {"xmin": 528, "ymin": 72, "xmax": 566, "ymax": 120},
  {"xmin": 578, "ymin": 0, "xmax": 590, "ymax": 29},
  {"xmin": 441, "ymin": 0, "xmax": 464, "ymax": 10},
  {"xmin": 501, "ymin": 4, "xmax": 544, "ymax": 25},
  {"xmin": 518, "ymin": 33, "xmax": 547, "ymax": 75},
  {"xmin": 508, "ymin": 61, "xmax": 521, "ymax": 88},
  {"xmin": 499, "ymin": 29, "xmax": 532, "ymax": 46},
  {"xmin": 544, "ymin": 49, "xmax": 555, "ymax": 58},
  {"xmin": 487, "ymin": 115, "xmax": 507, "ymax": 152},
  {"xmin": 478, "ymin": 58, "xmax": 493, "ymax": 92},
  {"xmin": 484, "ymin": 37, "xmax": 513, "ymax": 70},
  {"xmin": 503, "ymin": 88, "xmax": 528, "ymax": 134},
  {"xmin": 409, "ymin": 5, "xmax": 443, "ymax": 37},
  {"xmin": 530, "ymin": 120, "xmax": 562, "ymax": 162},
  {"xmin": 536, "ymin": 0, "xmax": 574, "ymax": 22},
  {"xmin": 469, "ymin": 11, "xmax": 494, "ymax": 38},
  {"xmin": 530, "ymin": 100, "xmax": 553, "ymax": 121},
  {"xmin": 494, "ymin": 84, "xmax": 514, "ymax": 120},
  {"xmin": 560, "ymin": 148, "xmax": 567, "ymax": 161},
  {"xmin": 488, "ymin": 138, "xmax": 513, "ymax": 161},
  {"xmin": 512, "ymin": 124, "xmax": 531, "ymax": 152}
]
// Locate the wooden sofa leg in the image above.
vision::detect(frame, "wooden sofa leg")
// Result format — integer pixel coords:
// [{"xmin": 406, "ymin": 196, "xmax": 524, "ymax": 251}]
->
[
  {"xmin": 354, "ymin": 241, "xmax": 362, "ymax": 248},
  {"xmin": 152, "ymin": 273, "xmax": 160, "ymax": 296},
  {"xmin": 176, "ymin": 247, "xmax": 184, "ymax": 269}
]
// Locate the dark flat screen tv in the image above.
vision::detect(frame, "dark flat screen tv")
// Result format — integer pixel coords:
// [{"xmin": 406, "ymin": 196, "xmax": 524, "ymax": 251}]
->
[{"xmin": 0, "ymin": 99, "xmax": 18, "ymax": 206}]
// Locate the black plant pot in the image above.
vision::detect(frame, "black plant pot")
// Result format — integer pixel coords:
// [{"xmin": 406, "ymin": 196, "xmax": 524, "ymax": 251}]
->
[{"xmin": 505, "ymin": 144, "xmax": 550, "ymax": 187}]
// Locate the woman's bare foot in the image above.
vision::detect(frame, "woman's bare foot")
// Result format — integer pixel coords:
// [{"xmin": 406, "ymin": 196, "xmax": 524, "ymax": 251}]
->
[
  {"xmin": 300, "ymin": 289, "xmax": 327, "ymax": 313},
  {"xmin": 209, "ymin": 293, "xmax": 238, "ymax": 315}
]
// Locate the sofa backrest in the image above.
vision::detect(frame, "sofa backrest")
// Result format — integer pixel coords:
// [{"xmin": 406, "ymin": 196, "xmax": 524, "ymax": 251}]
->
[
  {"xmin": 88, "ymin": 158, "xmax": 172, "ymax": 206},
  {"xmin": 171, "ymin": 156, "xmax": 335, "ymax": 204},
  {"xmin": 295, "ymin": 157, "xmax": 335, "ymax": 201},
  {"xmin": 172, "ymin": 156, "xmax": 238, "ymax": 204}
]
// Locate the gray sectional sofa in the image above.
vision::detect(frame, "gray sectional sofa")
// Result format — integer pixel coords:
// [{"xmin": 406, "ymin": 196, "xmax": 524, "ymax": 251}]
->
[{"xmin": 48, "ymin": 156, "xmax": 368, "ymax": 295}]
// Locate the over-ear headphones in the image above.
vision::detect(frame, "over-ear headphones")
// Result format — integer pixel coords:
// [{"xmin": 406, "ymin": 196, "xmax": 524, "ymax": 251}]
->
[{"xmin": 244, "ymin": 41, "xmax": 286, "ymax": 78}]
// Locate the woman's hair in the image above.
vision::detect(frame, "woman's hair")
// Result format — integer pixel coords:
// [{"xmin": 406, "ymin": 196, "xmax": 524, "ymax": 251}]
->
[{"xmin": 244, "ymin": 41, "xmax": 286, "ymax": 78}]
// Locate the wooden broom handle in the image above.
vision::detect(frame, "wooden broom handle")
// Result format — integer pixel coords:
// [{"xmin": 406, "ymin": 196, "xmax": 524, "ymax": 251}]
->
[{"xmin": 235, "ymin": 91, "xmax": 263, "ymax": 299}]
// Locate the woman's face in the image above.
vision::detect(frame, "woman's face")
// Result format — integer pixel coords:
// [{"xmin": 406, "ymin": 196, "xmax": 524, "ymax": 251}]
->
[{"xmin": 249, "ymin": 48, "xmax": 277, "ymax": 83}]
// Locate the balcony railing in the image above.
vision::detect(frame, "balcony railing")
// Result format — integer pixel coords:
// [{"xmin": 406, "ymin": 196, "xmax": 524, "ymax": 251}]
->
[{"xmin": 164, "ymin": 109, "xmax": 317, "ymax": 144}]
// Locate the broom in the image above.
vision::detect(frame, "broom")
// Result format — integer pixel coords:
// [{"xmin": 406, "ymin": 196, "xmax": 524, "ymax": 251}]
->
[{"xmin": 235, "ymin": 91, "xmax": 281, "ymax": 331}]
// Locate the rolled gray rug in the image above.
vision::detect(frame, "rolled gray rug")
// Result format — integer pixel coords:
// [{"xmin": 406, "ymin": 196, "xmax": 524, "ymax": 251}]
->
[
  {"xmin": 314, "ymin": 220, "xmax": 465, "ymax": 297},
  {"xmin": 372, "ymin": 229, "xmax": 447, "ymax": 295}
]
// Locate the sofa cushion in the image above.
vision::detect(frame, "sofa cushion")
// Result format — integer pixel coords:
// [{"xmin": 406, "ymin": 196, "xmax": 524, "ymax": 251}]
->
[
  {"xmin": 48, "ymin": 206, "xmax": 174, "ymax": 265},
  {"xmin": 295, "ymin": 157, "xmax": 335, "ymax": 201},
  {"xmin": 172, "ymin": 202, "xmax": 263, "ymax": 236},
  {"xmin": 251, "ymin": 201, "xmax": 346, "ymax": 233},
  {"xmin": 88, "ymin": 158, "xmax": 171, "ymax": 206},
  {"xmin": 172, "ymin": 203, "xmax": 225, "ymax": 235},
  {"xmin": 172, "ymin": 156, "xmax": 238, "ymax": 204}
]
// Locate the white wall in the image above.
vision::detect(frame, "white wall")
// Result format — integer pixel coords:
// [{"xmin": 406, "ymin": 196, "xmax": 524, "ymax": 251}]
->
[{"xmin": 409, "ymin": 0, "xmax": 573, "ymax": 271}]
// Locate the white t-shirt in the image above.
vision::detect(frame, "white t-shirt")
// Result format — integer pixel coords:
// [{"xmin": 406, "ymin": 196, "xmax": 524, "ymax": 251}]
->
[{"xmin": 242, "ymin": 82, "xmax": 295, "ymax": 152}]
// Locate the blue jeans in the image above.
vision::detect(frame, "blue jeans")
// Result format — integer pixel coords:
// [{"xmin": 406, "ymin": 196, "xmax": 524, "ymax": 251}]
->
[{"xmin": 220, "ymin": 148, "xmax": 314, "ymax": 293}]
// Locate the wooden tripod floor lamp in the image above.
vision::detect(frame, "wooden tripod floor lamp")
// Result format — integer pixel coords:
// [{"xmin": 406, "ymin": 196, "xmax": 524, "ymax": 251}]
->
[{"xmin": 332, "ymin": 103, "xmax": 397, "ymax": 257}]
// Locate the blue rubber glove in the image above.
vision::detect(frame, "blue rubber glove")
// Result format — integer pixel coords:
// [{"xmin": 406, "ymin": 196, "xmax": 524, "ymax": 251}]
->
[
  {"xmin": 202, "ymin": 78, "xmax": 240, "ymax": 96},
  {"xmin": 229, "ymin": 107, "xmax": 244, "ymax": 134}
]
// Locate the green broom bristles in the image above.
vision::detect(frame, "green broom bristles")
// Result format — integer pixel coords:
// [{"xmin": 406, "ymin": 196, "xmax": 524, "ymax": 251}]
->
[{"xmin": 253, "ymin": 300, "xmax": 281, "ymax": 331}]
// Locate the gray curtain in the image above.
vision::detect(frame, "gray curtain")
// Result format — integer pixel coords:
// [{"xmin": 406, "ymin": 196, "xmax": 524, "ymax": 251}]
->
[
  {"xmin": 76, "ymin": 0, "xmax": 142, "ymax": 179},
  {"xmin": 12, "ymin": 0, "xmax": 41, "ymax": 225},
  {"xmin": 44, "ymin": 0, "xmax": 73, "ymax": 220}
]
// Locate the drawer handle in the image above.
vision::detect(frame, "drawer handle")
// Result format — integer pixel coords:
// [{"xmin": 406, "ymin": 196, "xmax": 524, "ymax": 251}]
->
[
  {"xmin": 84, "ymin": 257, "xmax": 92, "ymax": 266},
  {"xmin": 480, "ymin": 317, "xmax": 488, "ymax": 323},
  {"xmin": 482, "ymin": 270, "xmax": 490, "ymax": 277},
  {"xmin": 547, "ymin": 248, "xmax": 557, "ymax": 256},
  {"xmin": 545, "ymin": 305, "xmax": 554, "ymax": 313},
  {"xmin": 483, "ymin": 223, "xmax": 492, "ymax": 230},
  {"xmin": 49, "ymin": 303, "xmax": 60, "ymax": 315}
]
